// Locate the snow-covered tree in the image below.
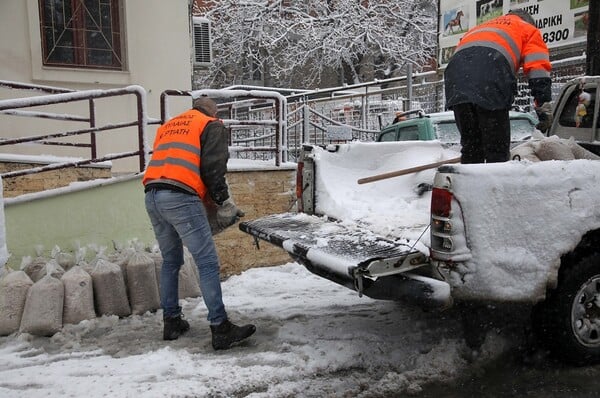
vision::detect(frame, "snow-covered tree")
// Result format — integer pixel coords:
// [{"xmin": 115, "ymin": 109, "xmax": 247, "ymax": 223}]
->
[{"xmin": 196, "ymin": 0, "xmax": 436, "ymax": 89}]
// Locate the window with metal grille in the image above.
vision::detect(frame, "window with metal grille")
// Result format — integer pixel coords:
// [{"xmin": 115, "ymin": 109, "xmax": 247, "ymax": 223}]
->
[
  {"xmin": 193, "ymin": 17, "xmax": 212, "ymax": 65},
  {"xmin": 38, "ymin": 0, "xmax": 123, "ymax": 70}
]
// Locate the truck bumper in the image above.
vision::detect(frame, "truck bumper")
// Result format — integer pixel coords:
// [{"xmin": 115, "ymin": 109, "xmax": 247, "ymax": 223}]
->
[
  {"xmin": 239, "ymin": 213, "xmax": 453, "ymax": 310},
  {"xmin": 300, "ymin": 254, "xmax": 453, "ymax": 310}
]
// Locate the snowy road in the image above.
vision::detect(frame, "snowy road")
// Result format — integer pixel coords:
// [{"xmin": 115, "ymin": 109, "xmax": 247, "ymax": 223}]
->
[{"xmin": 0, "ymin": 263, "xmax": 540, "ymax": 397}]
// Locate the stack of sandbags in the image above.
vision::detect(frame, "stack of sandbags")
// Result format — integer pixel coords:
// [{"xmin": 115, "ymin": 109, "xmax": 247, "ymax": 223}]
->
[
  {"xmin": 61, "ymin": 266, "xmax": 95, "ymax": 325},
  {"xmin": 125, "ymin": 248, "xmax": 161, "ymax": 315},
  {"xmin": 90, "ymin": 257, "xmax": 131, "ymax": 317},
  {"xmin": 3, "ymin": 238, "xmax": 217, "ymax": 337},
  {"xmin": 0, "ymin": 267, "xmax": 33, "ymax": 336},
  {"xmin": 511, "ymin": 135, "xmax": 600, "ymax": 162},
  {"xmin": 20, "ymin": 264, "xmax": 64, "ymax": 336}
]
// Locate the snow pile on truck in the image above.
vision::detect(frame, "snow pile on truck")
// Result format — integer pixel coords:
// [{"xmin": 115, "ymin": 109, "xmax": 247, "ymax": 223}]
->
[
  {"xmin": 311, "ymin": 140, "xmax": 460, "ymax": 249},
  {"xmin": 434, "ymin": 158, "xmax": 600, "ymax": 301}
]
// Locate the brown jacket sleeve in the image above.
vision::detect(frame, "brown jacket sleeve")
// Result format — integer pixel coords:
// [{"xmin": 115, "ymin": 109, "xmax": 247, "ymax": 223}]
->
[{"xmin": 200, "ymin": 120, "xmax": 230, "ymax": 205}]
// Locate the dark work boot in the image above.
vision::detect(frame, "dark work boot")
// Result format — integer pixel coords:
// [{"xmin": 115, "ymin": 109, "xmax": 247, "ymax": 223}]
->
[
  {"xmin": 163, "ymin": 314, "xmax": 190, "ymax": 341},
  {"xmin": 210, "ymin": 319, "xmax": 256, "ymax": 350}
]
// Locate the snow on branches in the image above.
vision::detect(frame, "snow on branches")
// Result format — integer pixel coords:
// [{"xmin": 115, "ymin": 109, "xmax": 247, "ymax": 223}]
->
[{"xmin": 197, "ymin": 0, "xmax": 436, "ymax": 88}]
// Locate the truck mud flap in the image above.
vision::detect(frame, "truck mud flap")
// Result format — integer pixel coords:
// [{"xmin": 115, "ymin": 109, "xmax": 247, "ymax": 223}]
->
[{"xmin": 239, "ymin": 213, "xmax": 452, "ymax": 310}]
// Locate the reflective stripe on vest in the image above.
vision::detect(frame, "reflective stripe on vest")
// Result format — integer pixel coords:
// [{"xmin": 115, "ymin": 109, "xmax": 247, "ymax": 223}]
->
[
  {"xmin": 454, "ymin": 14, "xmax": 551, "ymax": 80},
  {"xmin": 143, "ymin": 109, "xmax": 217, "ymax": 198}
]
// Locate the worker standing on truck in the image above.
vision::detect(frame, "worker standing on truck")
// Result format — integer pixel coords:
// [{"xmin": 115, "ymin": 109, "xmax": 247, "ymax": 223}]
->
[{"xmin": 444, "ymin": 9, "xmax": 553, "ymax": 163}]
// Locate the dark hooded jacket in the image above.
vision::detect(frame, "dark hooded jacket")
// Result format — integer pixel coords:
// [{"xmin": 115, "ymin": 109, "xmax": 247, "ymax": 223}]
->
[{"xmin": 444, "ymin": 13, "xmax": 552, "ymax": 110}]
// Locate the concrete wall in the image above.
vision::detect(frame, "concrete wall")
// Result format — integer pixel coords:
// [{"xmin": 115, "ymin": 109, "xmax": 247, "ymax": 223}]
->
[
  {"xmin": 215, "ymin": 168, "xmax": 297, "ymax": 275},
  {"xmin": 0, "ymin": 0, "xmax": 193, "ymax": 173},
  {"xmin": 3, "ymin": 167, "xmax": 296, "ymax": 277}
]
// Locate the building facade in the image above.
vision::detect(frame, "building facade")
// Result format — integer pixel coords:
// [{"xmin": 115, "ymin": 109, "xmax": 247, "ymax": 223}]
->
[{"xmin": 0, "ymin": 0, "xmax": 195, "ymax": 173}]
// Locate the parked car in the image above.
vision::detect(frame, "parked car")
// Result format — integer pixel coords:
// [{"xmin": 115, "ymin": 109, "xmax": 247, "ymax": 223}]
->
[{"xmin": 377, "ymin": 110, "xmax": 539, "ymax": 143}]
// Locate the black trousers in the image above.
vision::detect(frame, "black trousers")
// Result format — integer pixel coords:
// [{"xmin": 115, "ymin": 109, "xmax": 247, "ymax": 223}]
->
[{"xmin": 452, "ymin": 103, "xmax": 510, "ymax": 164}]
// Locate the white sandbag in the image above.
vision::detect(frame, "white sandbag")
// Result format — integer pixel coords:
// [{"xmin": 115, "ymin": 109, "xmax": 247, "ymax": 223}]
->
[
  {"xmin": 510, "ymin": 141, "xmax": 540, "ymax": 162},
  {"xmin": 51, "ymin": 245, "xmax": 76, "ymax": 271},
  {"xmin": 71, "ymin": 247, "xmax": 92, "ymax": 275},
  {"xmin": 78, "ymin": 259, "xmax": 94, "ymax": 276},
  {"xmin": 126, "ymin": 250, "xmax": 161, "ymax": 315},
  {"xmin": 61, "ymin": 266, "xmax": 95, "ymax": 325},
  {"xmin": 535, "ymin": 136, "xmax": 576, "ymax": 161},
  {"xmin": 45, "ymin": 259, "xmax": 65, "ymax": 280},
  {"xmin": 55, "ymin": 252, "xmax": 76, "ymax": 271},
  {"xmin": 21, "ymin": 255, "xmax": 48, "ymax": 283},
  {"xmin": 90, "ymin": 258, "xmax": 131, "ymax": 317},
  {"xmin": 0, "ymin": 270, "xmax": 33, "ymax": 335},
  {"xmin": 179, "ymin": 255, "xmax": 201, "ymax": 299},
  {"xmin": 19, "ymin": 274, "xmax": 64, "ymax": 336},
  {"xmin": 108, "ymin": 248, "xmax": 133, "ymax": 289},
  {"xmin": 22, "ymin": 256, "xmax": 65, "ymax": 282}
]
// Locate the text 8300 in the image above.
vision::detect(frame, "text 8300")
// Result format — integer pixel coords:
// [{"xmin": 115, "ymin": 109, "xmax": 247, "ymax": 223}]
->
[{"xmin": 543, "ymin": 29, "xmax": 569, "ymax": 44}]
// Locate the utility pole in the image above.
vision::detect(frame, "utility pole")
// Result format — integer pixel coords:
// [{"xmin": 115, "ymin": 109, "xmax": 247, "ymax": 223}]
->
[{"xmin": 586, "ymin": 0, "xmax": 600, "ymax": 75}]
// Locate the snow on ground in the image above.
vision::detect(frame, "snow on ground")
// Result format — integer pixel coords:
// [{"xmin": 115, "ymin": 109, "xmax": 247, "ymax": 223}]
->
[{"xmin": 0, "ymin": 262, "xmax": 527, "ymax": 398}]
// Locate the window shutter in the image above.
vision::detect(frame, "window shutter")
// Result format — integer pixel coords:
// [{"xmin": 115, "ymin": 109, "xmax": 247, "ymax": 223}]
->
[{"xmin": 193, "ymin": 17, "xmax": 211, "ymax": 65}]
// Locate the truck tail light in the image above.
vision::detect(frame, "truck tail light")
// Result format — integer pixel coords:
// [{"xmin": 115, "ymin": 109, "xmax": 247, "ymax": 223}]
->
[
  {"xmin": 296, "ymin": 161, "xmax": 304, "ymax": 213},
  {"xmin": 431, "ymin": 187, "xmax": 452, "ymax": 217}
]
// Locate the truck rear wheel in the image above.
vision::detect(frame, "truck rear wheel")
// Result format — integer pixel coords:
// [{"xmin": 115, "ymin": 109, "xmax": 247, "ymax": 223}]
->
[{"xmin": 533, "ymin": 253, "xmax": 600, "ymax": 365}]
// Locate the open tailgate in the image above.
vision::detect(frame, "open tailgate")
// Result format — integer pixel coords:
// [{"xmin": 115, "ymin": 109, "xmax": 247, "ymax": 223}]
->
[{"xmin": 239, "ymin": 213, "xmax": 451, "ymax": 309}]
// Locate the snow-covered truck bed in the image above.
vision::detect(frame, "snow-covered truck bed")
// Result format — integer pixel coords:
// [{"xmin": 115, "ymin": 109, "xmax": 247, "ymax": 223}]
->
[
  {"xmin": 240, "ymin": 212, "xmax": 450, "ymax": 309},
  {"xmin": 240, "ymin": 140, "xmax": 460, "ymax": 309}
]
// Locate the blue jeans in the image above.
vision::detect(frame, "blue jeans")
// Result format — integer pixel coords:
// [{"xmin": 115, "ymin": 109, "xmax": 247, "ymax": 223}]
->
[{"xmin": 144, "ymin": 188, "xmax": 227, "ymax": 325}]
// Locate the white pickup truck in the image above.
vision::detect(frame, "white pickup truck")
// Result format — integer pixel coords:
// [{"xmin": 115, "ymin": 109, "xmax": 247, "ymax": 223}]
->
[{"xmin": 239, "ymin": 76, "xmax": 600, "ymax": 364}]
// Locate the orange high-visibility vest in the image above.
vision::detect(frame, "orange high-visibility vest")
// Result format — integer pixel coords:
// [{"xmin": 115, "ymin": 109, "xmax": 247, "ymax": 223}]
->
[
  {"xmin": 143, "ymin": 109, "xmax": 217, "ymax": 198},
  {"xmin": 455, "ymin": 14, "xmax": 551, "ymax": 81}
]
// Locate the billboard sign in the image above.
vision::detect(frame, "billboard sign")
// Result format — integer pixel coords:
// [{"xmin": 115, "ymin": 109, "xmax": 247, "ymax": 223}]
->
[{"xmin": 438, "ymin": 0, "xmax": 590, "ymax": 67}]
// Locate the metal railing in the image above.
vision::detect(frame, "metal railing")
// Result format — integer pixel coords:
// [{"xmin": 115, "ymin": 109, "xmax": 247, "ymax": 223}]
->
[
  {"xmin": 160, "ymin": 88, "xmax": 289, "ymax": 165},
  {"xmin": 0, "ymin": 81, "xmax": 159, "ymax": 179},
  {"xmin": 268, "ymin": 56, "xmax": 585, "ymax": 161}
]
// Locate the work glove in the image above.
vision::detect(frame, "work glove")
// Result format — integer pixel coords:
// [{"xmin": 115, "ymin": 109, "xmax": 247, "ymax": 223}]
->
[
  {"xmin": 535, "ymin": 102, "xmax": 553, "ymax": 134},
  {"xmin": 216, "ymin": 198, "xmax": 245, "ymax": 230}
]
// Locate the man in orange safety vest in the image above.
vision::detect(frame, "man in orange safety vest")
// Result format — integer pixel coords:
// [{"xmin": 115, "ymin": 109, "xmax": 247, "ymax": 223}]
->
[{"xmin": 444, "ymin": 8, "xmax": 553, "ymax": 163}]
